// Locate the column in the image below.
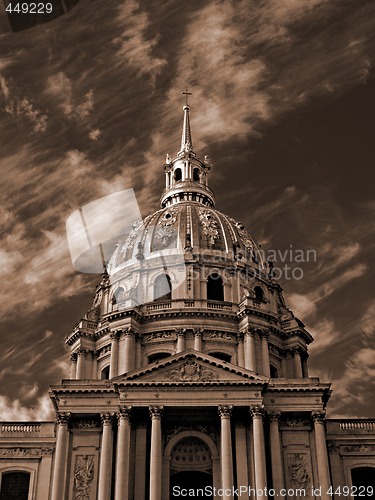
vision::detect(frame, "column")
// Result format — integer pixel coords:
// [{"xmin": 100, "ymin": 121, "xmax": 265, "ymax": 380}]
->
[
  {"xmin": 76, "ymin": 349, "xmax": 86, "ymax": 378},
  {"xmin": 124, "ymin": 328, "xmax": 135, "ymax": 373},
  {"xmin": 269, "ymin": 413, "xmax": 285, "ymax": 494},
  {"xmin": 114, "ymin": 407, "xmax": 132, "ymax": 500},
  {"xmin": 176, "ymin": 329, "xmax": 186, "ymax": 353},
  {"xmin": 244, "ymin": 330, "xmax": 256, "ymax": 371},
  {"xmin": 237, "ymin": 333, "xmax": 245, "ymax": 367},
  {"xmin": 98, "ymin": 413, "xmax": 114, "ymax": 500},
  {"xmin": 69, "ymin": 353, "xmax": 77, "ymax": 379},
  {"xmin": 109, "ymin": 331, "xmax": 120, "ymax": 378},
  {"xmin": 134, "ymin": 423, "xmax": 147, "ymax": 500},
  {"xmin": 51, "ymin": 413, "xmax": 70, "ymax": 500},
  {"xmin": 193, "ymin": 329, "xmax": 203, "ymax": 351},
  {"xmin": 149, "ymin": 406, "xmax": 163, "ymax": 500},
  {"xmin": 218, "ymin": 405, "xmax": 234, "ymax": 500},
  {"xmin": 302, "ymin": 354, "xmax": 309, "ymax": 378},
  {"xmin": 312, "ymin": 411, "xmax": 331, "ymax": 500},
  {"xmin": 91, "ymin": 351, "xmax": 98, "ymax": 378},
  {"xmin": 293, "ymin": 348, "xmax": 303, "ymax": 378},
  {"xmin": 260, "ymin": 331, "xmax": 270, "ymax": 377},
  {"xmin": 281, "ymin": 355, "xmax": 287, "ymax": 378},
  {"xmin": 250, "ymin": 406, "xmax": 268, "ymax": 499}
]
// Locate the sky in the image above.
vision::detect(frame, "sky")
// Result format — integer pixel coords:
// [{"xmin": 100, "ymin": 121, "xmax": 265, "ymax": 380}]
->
[{"xmin": 0, "ymin": 0, "xmax": 374, "ymax": 420}]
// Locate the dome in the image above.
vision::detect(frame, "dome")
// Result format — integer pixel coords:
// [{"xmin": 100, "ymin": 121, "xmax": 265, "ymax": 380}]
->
[
  {"xmin": 66, "ymin": 96, "xmax": 313, "ymax": 386},
  {"xmin": 108, "ymin": 202, "xmax": 267, "ymax": 275}
]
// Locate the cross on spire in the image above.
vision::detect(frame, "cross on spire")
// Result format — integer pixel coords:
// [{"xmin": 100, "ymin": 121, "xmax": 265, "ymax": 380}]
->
[{"xmin": 181, "ymin": 88, "xmax": 192, "ymax": 106}]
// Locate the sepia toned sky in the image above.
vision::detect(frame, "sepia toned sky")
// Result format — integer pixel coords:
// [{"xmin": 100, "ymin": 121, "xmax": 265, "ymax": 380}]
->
[{"xmin": 0, "ymin": 0, "xmax": 374, "ymax": 420}]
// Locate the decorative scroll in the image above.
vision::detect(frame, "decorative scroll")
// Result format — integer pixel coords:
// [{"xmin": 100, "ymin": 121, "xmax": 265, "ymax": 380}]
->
[
  {"xmin": 198, "ymin": 209, "xmax": 219, "ymax": 245},
  {"xmin": 342, "ymin": 444, "xmax": 375, "ymax": 454},
  {"xmin": 208, "ymin": 331, "xmax": 233, "ymax": 341},
  {"xmin": 168, "ymin": 360, "xmax": 214, "ymax": 382},
  {"xmin": 74, "ymin": 455, "xmax": 94, "ymax": 500},
  {"xmin": 280, "ymin": 416, "xmax": 311, "ymax": 428},
  {"xmin": 0, "ymin": 447, "xmax": 53, "ymax": 457},
  {"xmin": 146, "ymin": 331, "xmax": 172, "ymax": 341},
  {"xmin": 288, "ymin": 453, "xmax": 310, "ymax": 490},
  {"xmin": 73, "ymin": 419, "xmax": 100, "ymax": 429}
]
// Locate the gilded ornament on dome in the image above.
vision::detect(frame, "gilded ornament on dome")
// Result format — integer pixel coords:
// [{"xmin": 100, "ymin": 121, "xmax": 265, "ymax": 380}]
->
[
  {"xmin": 198, "ymin": 209, "xmax": 219, "ymax": 245},
  {"xmin": 119, "ymin": 220, "xmax": 143, "ymax": 257}
]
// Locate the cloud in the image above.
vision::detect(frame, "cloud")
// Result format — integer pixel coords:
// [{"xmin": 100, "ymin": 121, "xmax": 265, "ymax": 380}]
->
[
  {"xmin": 308, "ymin": 318, "xmax": 341, "ymax": 354},
  {"xmin": 113, "ymin": 0, "xmax": 166, "ymax": 81},
  {"xmin": 89, "ymin": 128, "xmax": 102, "ymax": 141},
  {"xmin": 46, "ymin": 72, "xmax": 94, "ymax": 121},
  {"xmin": 0, "ymin": 74, "xmax": 48, "ymax": 132},
  {"xmin": 310, "ymin": 301, "xmax": 375, "ymax": 416},
  {"xmin": 287, "ymin": 293, "xmax": 317, "ymax": 319},
  {"xmin": 0, "ymin": 394, "xmax": 54, "ymax": 421}
]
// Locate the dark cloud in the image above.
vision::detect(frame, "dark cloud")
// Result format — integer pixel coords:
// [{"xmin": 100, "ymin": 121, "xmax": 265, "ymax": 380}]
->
[{"xmin": 0, "ymin": 0, "xmax": 375, "ymax": 418}]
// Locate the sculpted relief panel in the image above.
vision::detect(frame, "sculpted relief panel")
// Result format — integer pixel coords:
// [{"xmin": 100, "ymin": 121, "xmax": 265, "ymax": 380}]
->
[{"xmin": 73, "ymin": 455, "xmax": 95, "ymax": 500}]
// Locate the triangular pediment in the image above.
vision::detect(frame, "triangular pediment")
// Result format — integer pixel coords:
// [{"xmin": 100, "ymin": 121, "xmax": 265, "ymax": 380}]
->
[{"xmin": 113, "ymin": 350, "xmax": 268, "ymax": 385}]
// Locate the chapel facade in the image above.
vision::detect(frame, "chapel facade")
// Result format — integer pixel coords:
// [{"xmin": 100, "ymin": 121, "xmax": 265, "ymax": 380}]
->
[{"xmin": 0, "ymin": 103, "xmax": 375, "ymax": 500}]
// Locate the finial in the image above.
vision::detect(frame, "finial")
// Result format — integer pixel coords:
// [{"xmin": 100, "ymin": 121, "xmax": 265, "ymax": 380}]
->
[
  {"xmin": 181, "ymin": 88, "xmax": 192, "ymax": 107},
  {"xmin": 179, "ymin": 88, "xmax": 195, "ymax": 156}
]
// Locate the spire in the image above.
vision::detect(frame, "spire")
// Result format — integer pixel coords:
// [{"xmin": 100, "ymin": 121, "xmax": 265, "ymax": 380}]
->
[{"xmin": 178, "ymin": 89, "xmax": 195, "ymax": 156}]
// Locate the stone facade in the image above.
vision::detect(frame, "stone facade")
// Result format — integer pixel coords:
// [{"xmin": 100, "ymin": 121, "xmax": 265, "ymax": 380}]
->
[{"xmin": 1, "ymin": 105, "xmax": 374, "ymax": 499}]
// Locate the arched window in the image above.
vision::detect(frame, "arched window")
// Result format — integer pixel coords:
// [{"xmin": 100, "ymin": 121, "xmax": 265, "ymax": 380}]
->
[
  {"xmin": 174, "ymin": 168, "xmax": 182, "ymax": 182},
  {"xmin": 154, "ymin": 274, "xmax": 172, "ymax": 301},
  {"xmin": 112, "ymin": 287, "xmax": 125, "ymax": 304},
  {"xmin": 207, "ymin": 273, "xmax": 224, "ymax": 301},
  {"xmin": 100, "ymin": 366, "xmax": 110, "ymax": 380},
  {"xmin": 148, "ymin": 352, "xmax": 171, "ymax": 364},
  {"xmin": 0, "ymin": 471, "xmax": 30, "ymax": 500},
  {"xmin": 351, "ymin": 468, "xmax": 375, "ymax": 498},
  {"xmin": 254, "ymin": 286, "xmax": 264, "ymax": 302},
  {"xmin": 270, "ymin": 364, "xmax": 279, "ymax": 378},
  {"xmin": 210, "ymin": 352, "xmax": 231, "ymax": 363},
  {"xmin": 193, "ymin": 167, "xmax": 200, "ymax": 182}
]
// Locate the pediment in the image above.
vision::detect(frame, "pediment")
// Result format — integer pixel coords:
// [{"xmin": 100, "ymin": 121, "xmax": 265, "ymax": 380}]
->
[{"xmin": 114, "ymin": 350, "xmax": 267, "ymax": 386}]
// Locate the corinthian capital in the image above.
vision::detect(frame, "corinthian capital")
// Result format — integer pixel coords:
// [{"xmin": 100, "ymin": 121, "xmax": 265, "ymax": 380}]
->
[
  {"xmin": 268, "ymin": 411, "xmax": 281, "ymax": 423},
  {"xmin": 312, "ymin": 411, "xmax": 326, "ymax": 423},
  {"xmin": 101, "ymin": 413, "xmax": 114, "ymax": 425},
  {"xmin": 109, "ymin": 330, "xmax": 120, "ymax": 340},
  {"xmin": 250, "ymin": 405, "xmax": 265, "ymax": 419},
  {"xmin": 117, "ymin": 406, "xmax": 132, "ymax": 422},
  {"xmin": 218, "ymin": 405, "xmax": 233, "ymax": 418},
  {"xmin": 149, "ymin": 406, "xmax": 164, "ymax": 419},
  {"xmin": 56, "ymin": 412, "xmax": 71, "ymax": 425}
]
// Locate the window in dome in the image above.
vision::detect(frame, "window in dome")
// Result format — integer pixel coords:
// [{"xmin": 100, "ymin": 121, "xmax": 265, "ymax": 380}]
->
[
  {"xmin": 193, "ymin": 167, "xmax": 200, "ymax": 182},
  {"xmin": 174, "ymin": 168, "xmax": 182, "ymax": 182},
  {"xmin": 270, "ymin": 364, "xmax": 279, "ymax": 378},
  {"xmin": 100, "ymin": 366, "xmax": 110, "ymax": 379},
  {"xmin": 0, "ymin": 471, "xmax": 30, "ymax": 500},
  {"xmin": 148, "ymin": 352, "xmax": 171, "ymax": 364},
  {"xmin": 254, "ymin": 286, "xmax": 264, "ymax": 302},
  {"xmin": 112, "ymin": 287, "xmax": 125, "ymax": 304},
  {"xmin": 154, "ymin": 274, "xmax": 172, "ymax": 301},
  {"xmin": 210, "ymin": 352, "xmax": 231, "ymax": 363},
  {"xmin": 207, "ymin": 273, "xmax": 224, "ymax": 301}
]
